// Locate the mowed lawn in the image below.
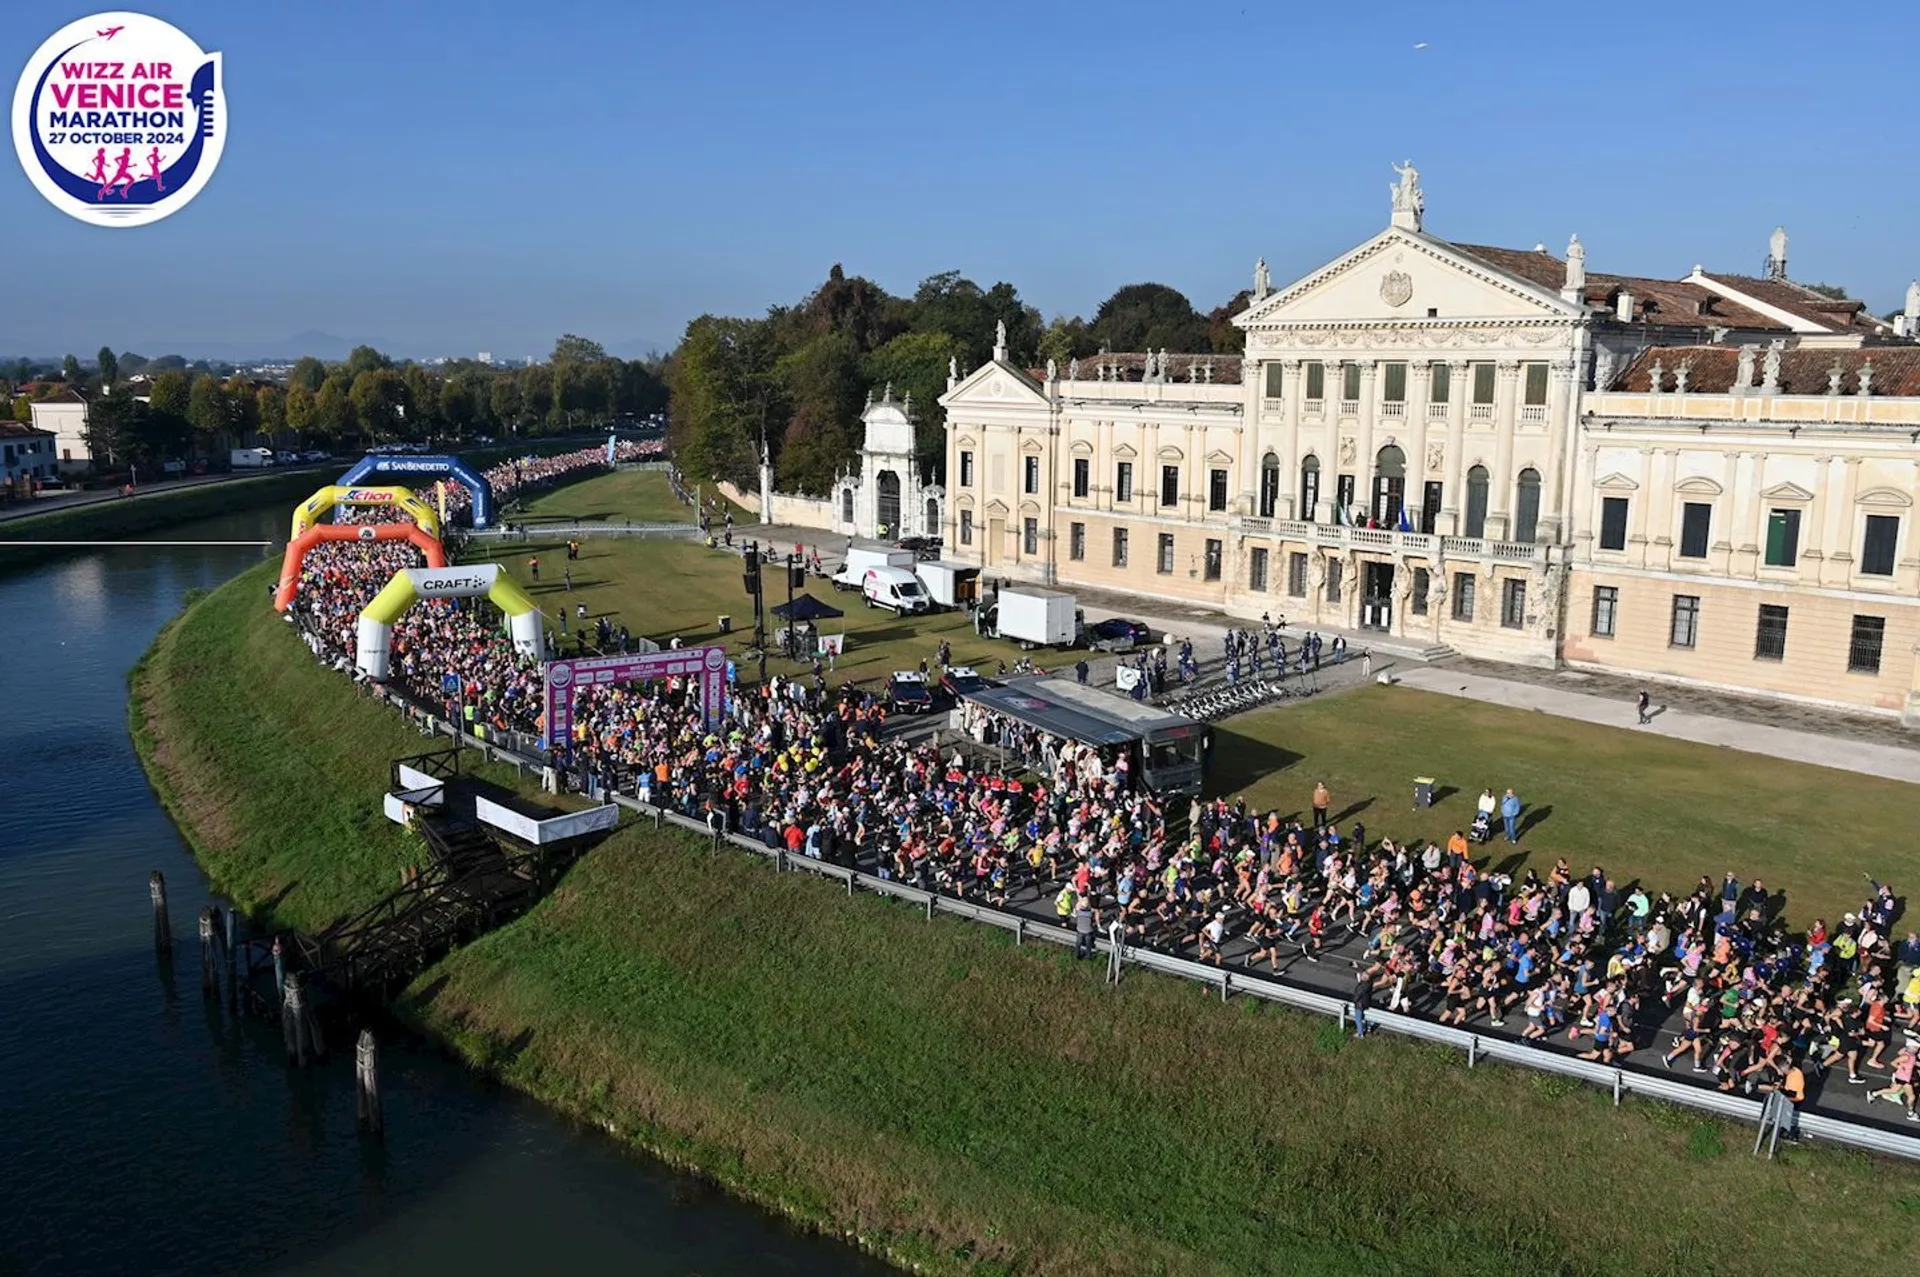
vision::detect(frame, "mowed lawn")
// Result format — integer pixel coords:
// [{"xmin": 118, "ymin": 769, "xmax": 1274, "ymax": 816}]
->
[
  {"xmin": 1213, "ymin": 685, "xmax": 1920, "ymax": 927},
  {"xmin": 508, "ymin": 466, "xmax": 695, "ymax": 526}
]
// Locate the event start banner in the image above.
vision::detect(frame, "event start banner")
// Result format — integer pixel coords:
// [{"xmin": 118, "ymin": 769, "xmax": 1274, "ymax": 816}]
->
[{"xmin": 544, "ymin": 647, "xmax": 726, "ymax": 747}]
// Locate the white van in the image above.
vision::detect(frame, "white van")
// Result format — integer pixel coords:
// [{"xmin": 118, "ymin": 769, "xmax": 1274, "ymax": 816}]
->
[{"xmin": 862, "ymin": 566, "xmax": 931, "ymax": 614}]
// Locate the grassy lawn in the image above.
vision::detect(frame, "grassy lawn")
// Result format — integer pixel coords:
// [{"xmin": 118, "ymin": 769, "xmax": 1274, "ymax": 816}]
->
[
  {"xmin": 411, "ymin": 822, "xmax": 1920, "ymax": 1277},
  {"xmin": 506, "ymin": 465, "xmax": 694, "ymax": 527},
  {"xmin": 1211, "ymin": 685, "xmax": 1920, "ymax": 927}
]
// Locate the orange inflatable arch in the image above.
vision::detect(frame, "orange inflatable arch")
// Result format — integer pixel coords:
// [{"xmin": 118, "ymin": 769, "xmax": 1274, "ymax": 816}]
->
[{"xmin": 273, "ymin": 520, "xmax": 447, "ymax": 611}]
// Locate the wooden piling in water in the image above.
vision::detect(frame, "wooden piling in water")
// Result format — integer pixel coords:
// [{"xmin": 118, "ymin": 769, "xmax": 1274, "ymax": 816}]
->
[
  {"xmin": 198, "ymin": 907, "xmax": 219, "ymax": 995},
  {"xmin": 280, "ymin": 973, "xmax": 325, "ymax": 1066},
  {"xmin": 355, "ymin": 1029, "xmax": 384, "ymax": 1137},
  {"xmin": 149, "ymin": 870, "xmax": 171, "ymax": 953}
]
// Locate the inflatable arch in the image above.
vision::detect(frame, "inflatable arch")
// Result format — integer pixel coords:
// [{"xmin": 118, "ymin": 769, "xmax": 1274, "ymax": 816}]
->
[
  {"xmin": 291, "ymin": 484, "xmax": 443, "ymax": 542},
  {"xmin": 273, "ymin": 521, "xmax": 447, "ymax": 612},
  {"xmin": 356, "ymin": 564, "xmax": 545, "ymax": 682},
  {"xmin": 336, "ymin": 454, "xmax": 497, "ymax": 528}
]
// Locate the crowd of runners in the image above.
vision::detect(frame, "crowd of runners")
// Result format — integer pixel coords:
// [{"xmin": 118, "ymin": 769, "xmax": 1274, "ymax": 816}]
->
[{"xmin": 280, "ymin": 491, "xmax": 1919, "ymax": 1117}]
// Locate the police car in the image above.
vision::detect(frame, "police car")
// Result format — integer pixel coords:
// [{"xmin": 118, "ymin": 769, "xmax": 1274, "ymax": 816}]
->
[
  {"xmin": 940, "ymin": 665, "xmax": 989, "ymax": 701},
  {"xmin": 887, "ymin": 671, "xmax": 935, "ymax": 713}
]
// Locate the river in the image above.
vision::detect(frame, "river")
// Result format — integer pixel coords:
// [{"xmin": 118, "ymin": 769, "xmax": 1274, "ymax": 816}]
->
[{"xmin": 0, "ymin": 507, "xmax": 889, "ymax": 1277}]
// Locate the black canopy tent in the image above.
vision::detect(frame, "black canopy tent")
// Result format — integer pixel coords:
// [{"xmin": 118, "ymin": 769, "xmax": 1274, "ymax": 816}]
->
[{"xmin": 772, "ymin": 594, "xmax": 844, "ymax": 622}]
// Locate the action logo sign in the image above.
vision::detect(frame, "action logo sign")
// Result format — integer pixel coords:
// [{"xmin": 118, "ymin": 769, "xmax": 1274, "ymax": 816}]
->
[{"xmin": 12, "ymin": 12, "xmax": 226, "ymax": 227}]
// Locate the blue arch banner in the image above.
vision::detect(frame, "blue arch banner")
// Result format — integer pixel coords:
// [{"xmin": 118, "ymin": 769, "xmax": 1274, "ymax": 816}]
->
[{"xmin": 336, "ymin": 455, "xmax": 496, "ymax": 528}]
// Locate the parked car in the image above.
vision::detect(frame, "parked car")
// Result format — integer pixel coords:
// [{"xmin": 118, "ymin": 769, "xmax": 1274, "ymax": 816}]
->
[
  {"xmin": 159, "ymin": 459, "xmax": 187, "ymax": 475},
  {"xmin": 940, "ymin": 665, "xmax": 991, "ymax": 702},
  {"xmin": 887, "ymin": 671, "xmax": 935, "ymax": 714},
  {"xmin": 1085, "ymin": 617, "xmax": 1153, "ymax": 652}
]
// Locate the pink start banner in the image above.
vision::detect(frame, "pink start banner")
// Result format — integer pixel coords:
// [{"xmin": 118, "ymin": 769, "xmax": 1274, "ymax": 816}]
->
[{"xmin": 544, "ymin": 646, "xmax": 726, "ymax": 748}]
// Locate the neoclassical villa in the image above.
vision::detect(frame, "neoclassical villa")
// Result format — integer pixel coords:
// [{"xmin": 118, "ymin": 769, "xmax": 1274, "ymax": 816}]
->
[{"xmin": 939, "ymin": 165, "xmax": 1920, "ymax": 721}]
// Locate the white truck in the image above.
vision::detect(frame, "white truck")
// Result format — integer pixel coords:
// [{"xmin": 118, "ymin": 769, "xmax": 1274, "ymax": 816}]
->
[
  {"xmin": 861, "ymin": 566, "xmax": 932, "ymax": 614},
  {"xmin": 913, "ymin": 560, "xmax": 982, "ymax": 611},
  {"xmin": 984, "ymin": 587, "xmax": 1083, "ymax": 648},
  {"xmin": 831, "ymin": 543, "xmax": 915, "ymax": 591},
  {"xmin": 230, "ymin": 447, "xmax": 274, "ymax": 469}
]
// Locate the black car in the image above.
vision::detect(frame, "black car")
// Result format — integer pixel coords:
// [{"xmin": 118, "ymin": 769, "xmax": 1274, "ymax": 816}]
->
[
  {"xmin": 939, "ymin": 665, "xmax": 990, "ymax": 702},
  {"xmin": 1085, "ymin": 617, "xmax": 1153, "ymax": 652},
  {"xmin": 887, "ymin": 672, "xmax": 935, "ymax": 713}
]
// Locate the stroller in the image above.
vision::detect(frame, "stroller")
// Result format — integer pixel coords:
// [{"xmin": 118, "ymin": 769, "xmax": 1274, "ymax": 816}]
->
[{"xmin": 1469, "ymin": 808, "xmax": 1495, "ymax": 844}]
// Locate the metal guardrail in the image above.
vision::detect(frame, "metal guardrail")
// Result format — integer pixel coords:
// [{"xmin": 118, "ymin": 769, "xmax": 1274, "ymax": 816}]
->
[{"xmin": 466, "ymin": 521, "xmax": 700, "ymax": 541}]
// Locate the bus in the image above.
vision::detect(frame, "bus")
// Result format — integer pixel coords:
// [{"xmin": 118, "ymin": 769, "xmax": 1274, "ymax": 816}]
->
[{"xmin": 960, "ymin": 675, "xmax": 1210, "ymax": 796}]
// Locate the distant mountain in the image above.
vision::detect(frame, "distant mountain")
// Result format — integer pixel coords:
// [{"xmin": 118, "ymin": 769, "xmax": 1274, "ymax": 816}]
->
[{"xmin": 125, "ymin": 330, "xmax": 408, "ymax": 364}]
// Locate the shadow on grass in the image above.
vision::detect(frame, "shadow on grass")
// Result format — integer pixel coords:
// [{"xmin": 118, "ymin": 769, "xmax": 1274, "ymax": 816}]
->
[
  {"xmin": 1207, "ymin": 728, "xmax": 1305, "ymax": 796},
  {"xmin": 1431, "ymin": 784, "xmax": 1459, "ymax": 806},
  {"xmin": 1518, "ymin": 803, "xmax": 1554, "ymax": 839}
]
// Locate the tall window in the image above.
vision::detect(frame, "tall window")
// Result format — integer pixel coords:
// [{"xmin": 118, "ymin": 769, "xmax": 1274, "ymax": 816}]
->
[
  {"xmin": 1451, "ymin": 572, "xmax": 1475, "ymax": 622},
  {"xmin": 1335, "ymin": 474, "xmax": 1357, "ymax": 521},
  {"xmin": 1861, "ymin": 515, "xmax": 1899, "ymax": 576},
  {"xmin": 1849, "ymin": 614, "xmax": 1886, "ymax": 674},
  {"xmin": 1299, "ymin": 456, "xmax": 1321, "ymax": 522},
  {"xmin": 1304, "ymin": 362, "xmax": 1325, "ymax": 401},
  {"xmin": 1670, "ymin": 594, "xmax": 1700, "ymax": 649},
  {"xmin": 1204, "ymin": 538, "xmax": 1222, "ymax": 581},
  {"xmin": 1754, "ymin": 604, "xmax": 1789, "ymax": 661},
  {"xmin": 1156, "ymin": 533, "xmax": 1175, "ymax": 574},
  {"xmin": 1249, "ymin": 547, "xmax": 1269, "ymax": 591},
  {"xmin": 1599, "ymin": 497, "xmax": 1629, "ymax": 551},
  {"xmin": 1325, "ymin": 557, "xmax": 1342, "ymax": 603},
  {"xmin": 1471, "ymin": 362, "xmax": 1496, "ymax": 404},
  {"xmin": 1112, "ymin": 527, "xmax": 1129, "ymax": 567},
  {"xmin": 1069, "ymin": 521, "xmax": 1085, "ymax": 560},
  {"xmin": 959, "ymin": 509, "xmax": 973, "ymax": 545},
  {"xmin": 1513, "ymin": 468, "xmax": 1542, "ymax": 543},
  {"xmin": 1382, "ymin": 362, "xmax": 1407, "ymax": 403},
  {"xmin": 1429, "ymin": 363, "xmax": 1451, "ymax": 404},
  {"xmin": 1523, "ymin": 362, "xmax": 1549, "ymax": 406},
  {"xmin": 1679, "ymin": 502, "xmax": 1712, "ymax": 559},
  {"xmin": 1022, "ymin": 517, "xmax": 1038, "ymax": 555},
  {"xmin": 1341, "ymin": 363, "xmax": 1362, "ymax": 402},
  {"xmin": 1411, "ymin": 567, "xmax": 1430, "ymax": 615},
  {"xmin": 1591, "ymin": 586, "xmax": 1618, "ymax": 638},
  {"xmin": 959, "ymin": 451, "xmax": 974, "ymax": 487},
  {"xmin": 1023, "ymin": 455, "xmax": 1039, "ymax": 495},
  {"xmin": 1287, "ymin": 552, "xmax": 1308, "ymax": 598},
  {"xmin": 1072, "ymin": 457, "xmax": 1089, "ymax": 499},
  {"xmin": 1500, "ymin": 578, "xmax": 1527, "ymax": 629},
  {"xmin": 1208, "ymin": 468, "xmax": 1228, "ymax": 512},
  {"xmin": 1116, "ymin": 462, "xmax": 1133, "ymax": 503},
  {"xmin": 1464, "ymin": 466, "xmax": 1489, "ymax": 539},
  {"xmin": 1764, "ymin": 508, "xmax": 1801, "ymax": 567},
  {"xmin": 1160, "ymin": 465, "xmax": 1180, "ymax": 507},
  {"xmin": 1259, "ymin": 454, "xmax": 1281, "ymax": 519},
  {"xmin": 1263, "ymin": 363, "xmax": 1284, "ymax": 398},
  {"xmin": 842, "ymin": 489, "xmax": 855, "ymax": 523}
]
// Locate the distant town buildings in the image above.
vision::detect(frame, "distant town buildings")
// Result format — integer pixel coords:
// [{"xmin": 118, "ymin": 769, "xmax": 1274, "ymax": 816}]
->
[{"xmin": 0, "ymin": 420, "xmax": 58, "ymax": 491}]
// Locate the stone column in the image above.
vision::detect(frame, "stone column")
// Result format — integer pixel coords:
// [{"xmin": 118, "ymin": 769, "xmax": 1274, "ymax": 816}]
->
[
  {"xmin": 1649, "ymin": 449, "xmax": 1681, "ymax": 571},
  {"xmin": 1279, "ymin": 359, "xmax": 1304, "ymax": 518},
  {"xmin": 1354, "ymin": 361, "xmax": 1378, "ymax": 523},
  {"xmin": 1489, "ymin": 360, "xmax": 1521, "ymax": 540},
  {"xmin": 1407, "ymin": 362, "xmax": 1432, "ymax": 531},
  {"xmin": 1442, "ymin": 360, "xmax": 1469, "ymax": 535},
  {"xmin": 1628, "ymin": 447, "xmax": 1654, "ymax": 561},
  {"xmin": 1540, "ymin": 357, "xmax": 1576, "ymax": 543},
  {"xmin": 1237, "ymin": 353, "xmax": 1265, "ymax": 513},
  {"xmin": 1739, "ymin": 450, "xmax": 1768, "ymax": 565},
  {"xmin": 1825, "ymin": 456, "xmax": 1863, "ymax": 588},
  {"xmin": 1714, "ymin": 449, "xmax": 1740, "ymax": 575}
]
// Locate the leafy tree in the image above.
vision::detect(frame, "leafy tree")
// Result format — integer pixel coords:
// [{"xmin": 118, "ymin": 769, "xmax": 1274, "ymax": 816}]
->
[
  {"xmin": 186, "ymin": 376, "xmax": 233, "ymax": 449},
  {"xmin": 911, "ymin": 272, "xmax": 1040, "ymax": 366},
  {"xmin": 314, "ymin": 374, "xmax": 354, "ymax": 438},
  {"xmin": 441, "ymin": 374, "xmax": 478, "ymax": 436},
  {"xmin": 349, "ymin": 368, "xmax": 406, "ymax": 438},
  {"xmin": 1037, "ymin": 314, "xmax": 1094, "ymax": 367},
  {"xmin": 792, "ymin": 265, "xmax": 904, "ymax": 355},
  {"xmin": 346, "ymin": 345, "xmax": 391, "ymax": 378},
  {"xmin": 667, "ymin": 314, "xmax": 779, "ymax": 485},
  {"xmin": 489, "ymin": 373, "xmax": 523, "ymax": 431},
  {"xmin": 1090, "ymin": 282, "xmax": 1210, "ymax": 354},
  {"xmin": 551, "ymin": 333, "xmax": 609, "ymax": 365},
  {"xmin": 10, "ymin": 398, "xmax": 30, "ymax": 423},
  {"xmin": 147, "ymin": 369, "xmax": 191, "ymax": 441},
  {"xmin": 97, "ymin": 346, "xmax": 118, "ymax": 387},
  {"xmin": 256, "ymin": 385, "xmax": 286, "ymax": 440},
  {"xmin": 402, "ymin": 363, "xmax": 440, "ymax": 433},
  {"xmin": 284, "ymin": 383, "xmax": 313, "ymax": 439},
  {"xmin": 1803, "ymin": 282, "xmax": 1850, "ymax": 301},
  {"xmin": 1206, "ymin": 288, "xmax": 1254, "ymax": 355},
  {"xmin": 613, "ymin": 359, "xmax": 668, "ymax": 417},
  {"xmin": 863, "ymin": 329, "xmax": 962, "ymax": 482},
  {"xmin": 773, "ymin": 332, "xmax": 864, "ymax": 494},
  {"xmin": 224, "ymin": 376, "xmax": 261, "ymax": 437},
  {"xmin": 520, "ymin": 367, "xmax": 553, "ymax": 424},
  {"xmin": 145, "ymin": 354, "xmax": 187, "ymax": 372},
  {"xmin": 288, "ymin": 356, "xmax": 327, "ymax": 393},
  {"xmin": 85, "ymin": 387, "xmax": 145, "ymax": 467},
  {"xmin": 62, "ymin": 353, "xmax": 82, "ymax": 386}
]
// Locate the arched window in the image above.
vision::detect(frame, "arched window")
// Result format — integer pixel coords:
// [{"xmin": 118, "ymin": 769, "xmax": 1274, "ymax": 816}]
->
[
  {"xmin": 841, "ymin": 488, "xmax": 854, "ymax": 524},
  {"xmin": 875, "ymin": 470, "xmax": 901, "ymax": 536},
  {"xmin": 1464, "ymin": 465, "xmax": 1490, "ymax": 539},
  {"xmin": 1259, "ymin": 452, "xmax": 1281, "ymax": 519},
  {"xmin": 1299, "ymin": 455, "xmax": 1321, "ymax": 523},
  {"xmin": 1372, "ymin": 444, "xmax": 1407, "ymax": 527},
  {"xmin": 925, "ymin": 497, "xmax": 939, "ymax": 535},
  {"xmin": 1513, "ymin": 468, "xmax": 1542, "ymax": 543}
]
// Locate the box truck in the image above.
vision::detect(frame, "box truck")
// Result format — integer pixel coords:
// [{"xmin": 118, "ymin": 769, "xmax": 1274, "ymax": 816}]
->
[
  {"xmin": 230, "ymin": 447, "xmax": 275, "ymax": 469},
  {"xmin": 914, "ymin": 561, "xmax": 982, "ymax": 611},
  {"xmin": 831, "ymin": 543, "xmax": 915, "ymax": 591},
  {"xmin": 982, "ymin": 587, "xmax": 1082, "ymax": 648}
]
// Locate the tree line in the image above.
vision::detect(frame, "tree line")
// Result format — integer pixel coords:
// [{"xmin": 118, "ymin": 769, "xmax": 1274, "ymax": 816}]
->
[
  {"xmin": 4, "ymin": 336, "xmax": 666, "ymax": 472},
  {"xmin": 666, "ymin": 267, "xmax": 1252, "ymax": 496}
]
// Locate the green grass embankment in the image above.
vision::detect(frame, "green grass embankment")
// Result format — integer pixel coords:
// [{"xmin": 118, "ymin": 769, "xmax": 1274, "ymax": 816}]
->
[
  {"xmin": 0, "ymin": 469, "xmax": 320, "ymax": 565},
  {"xmin": 135, "ymin": 553, "xmax": 1920, "ymax": 1277}
]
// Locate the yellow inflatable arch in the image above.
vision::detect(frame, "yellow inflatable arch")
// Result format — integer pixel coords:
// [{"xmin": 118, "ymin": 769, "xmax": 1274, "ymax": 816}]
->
[
  {"xmin": 355, "ymin": 564, "xmax": 545, "ymax": 681},
  {"xmin": 291, "ymin": 484, "xmax": 443, "ymax": 542}
]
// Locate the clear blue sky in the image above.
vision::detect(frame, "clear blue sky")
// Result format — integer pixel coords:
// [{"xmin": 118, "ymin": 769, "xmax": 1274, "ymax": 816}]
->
[{"xmin": 6, "ymin": 0, "xmax": 1916, "ymax": 359}]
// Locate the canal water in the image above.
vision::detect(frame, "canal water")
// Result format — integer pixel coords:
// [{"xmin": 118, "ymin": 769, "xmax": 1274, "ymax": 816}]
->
[{"xmin": 0, "ymin": 507, "xmax": 888, "ymax": 1277}]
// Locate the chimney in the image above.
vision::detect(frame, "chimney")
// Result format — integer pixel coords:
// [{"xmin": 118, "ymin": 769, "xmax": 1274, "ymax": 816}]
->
[{"xmin": 1615, "ymin": 290, "xmax": 1635, "ymax": 323}]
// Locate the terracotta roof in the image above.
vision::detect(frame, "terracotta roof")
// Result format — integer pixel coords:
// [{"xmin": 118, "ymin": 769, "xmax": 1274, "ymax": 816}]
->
[
  {"xmin": 1044, "ymin": 352, "xmax": 1244, "ymax": 385},
  {"xmin": 1701, "ymin": 274, "xmax": 1888, "ymax": 335},
  {"xmin": 1613, "ymin": 344, "xmax": 1920, "ymax": 396},
  {"xmin": 1446, "ymin": 242, "xmax": 1567, "ymax": 293},
  {"xmin": 1583, "ymin": 273, "xmax": 1783, "ymax": 331},
  {"xmin": 0, "ymin": 421, "xmax": 55, "ymax": 438},
  {"xmin": 29, "ymin": 387, "xmax": 86, "ymax": 404}
]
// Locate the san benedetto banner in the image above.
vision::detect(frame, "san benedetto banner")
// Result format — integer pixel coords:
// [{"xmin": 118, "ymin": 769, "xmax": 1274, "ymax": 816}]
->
[{"xmin": 12, "ymin": 11, "xmax": 227, "ymax": 227}]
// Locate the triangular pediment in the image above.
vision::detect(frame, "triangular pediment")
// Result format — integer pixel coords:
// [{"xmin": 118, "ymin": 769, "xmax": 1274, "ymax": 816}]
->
[
  {"xmin": 1595, "ymin": 472, "xmax": 1640, "ymax": 492},
  {"xmin": 1761, "ymin": 481, "xmax": 1813, "ymax": 502},
  {"xmin": 1112, "ymin": 443, "xmax": 1138, "ymax": 459},
  {"xmin": 939, "ymin": 359, "xmax": 1049, "ymax": 409},
  {"xmin": 1237, "ymin": 227, "xmax": 1583, "ymax": 331},
  {"xmin": 1205, "ymin": 449, "xmax": 1235, "ymax": 465}
]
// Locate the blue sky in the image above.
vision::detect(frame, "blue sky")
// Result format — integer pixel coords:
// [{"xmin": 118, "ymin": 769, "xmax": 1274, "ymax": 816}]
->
[{"xmin": 5, "ymin": 0, "xmax": 1916, "ymax": 359}]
